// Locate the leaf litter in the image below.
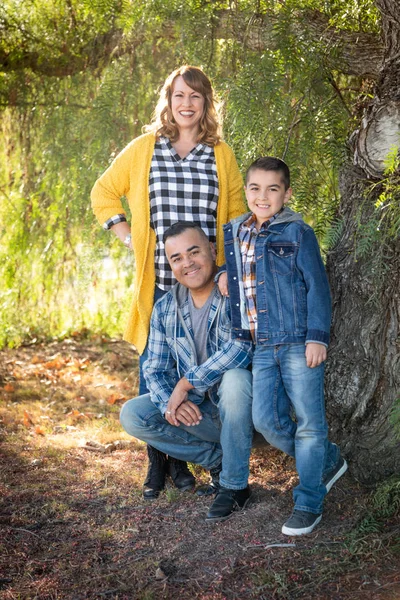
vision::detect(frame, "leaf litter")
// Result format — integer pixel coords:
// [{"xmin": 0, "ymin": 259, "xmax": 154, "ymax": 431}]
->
[{"xmin": 0, "ymin": 336, "xmax": 399, "ymax": 599}]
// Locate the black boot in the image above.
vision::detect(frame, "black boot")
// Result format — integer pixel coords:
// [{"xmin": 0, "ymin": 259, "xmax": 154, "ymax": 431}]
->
[
  {"xmin": 167, "ymin": 457, "xmax": 196, "ymax": 491},
  {"xmin": 196, "ymin": 465, "xmax": 221, "ymax": 497},
  {"xmin": 143, "ymin": 445, "xmax": 167, "ymax": 500},
  {"xmin": 206, "ymin": 486, "xmax": 252, "ymax": 522}
]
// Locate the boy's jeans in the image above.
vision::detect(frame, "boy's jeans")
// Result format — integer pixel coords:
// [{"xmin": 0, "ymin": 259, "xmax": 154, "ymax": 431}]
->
[
  {"xmin": 120, "ymin": 368, "xmax": 253, "ymax": 490},
  {"xmin": 252, "ymin": 344, "xmax": 339, "ymax": 514}
]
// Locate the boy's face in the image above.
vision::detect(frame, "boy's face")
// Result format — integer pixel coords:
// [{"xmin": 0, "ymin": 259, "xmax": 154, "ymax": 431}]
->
[{"xmin": 245, "ymin": 169, "xmax": 292, "ymax": 229}]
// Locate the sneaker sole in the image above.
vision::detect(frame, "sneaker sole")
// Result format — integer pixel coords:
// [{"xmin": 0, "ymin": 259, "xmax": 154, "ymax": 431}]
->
[
  {"xmin": 282, "ymin": 514, "xmax": 322, "ymax": 536},
  {"xmin": 205, "ymin": 495, "xmax": 253, "ymax": 523},
  {"xmin": 325, "ymin": 459, "xmax": 348, "ymax": 493}
]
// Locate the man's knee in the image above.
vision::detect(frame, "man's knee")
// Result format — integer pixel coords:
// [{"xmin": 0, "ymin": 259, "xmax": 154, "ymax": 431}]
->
[{"xmin": 120, "ymin": 394, "xmax": 161, "ymax": 437}]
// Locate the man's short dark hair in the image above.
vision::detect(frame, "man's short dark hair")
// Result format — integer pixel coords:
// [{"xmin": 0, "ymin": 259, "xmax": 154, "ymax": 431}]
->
[
  {"xmin": 245, "ymin": 156, "xmax": 291, "ymax": 190},
  {"xmin": 163, "ymin": 221, "xmax": 209, "ymax": 245}
]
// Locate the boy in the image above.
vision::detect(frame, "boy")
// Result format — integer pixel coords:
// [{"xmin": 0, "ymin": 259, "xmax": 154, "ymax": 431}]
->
[{"xmin": 220, "ymin": 157, "xmax": 347, "ymax": 535}]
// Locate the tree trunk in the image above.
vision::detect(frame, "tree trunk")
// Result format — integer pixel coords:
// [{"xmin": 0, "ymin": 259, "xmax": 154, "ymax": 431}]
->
[{"xmin": 325, "ymin": 0, "xmax": 400, "ymax": 484}]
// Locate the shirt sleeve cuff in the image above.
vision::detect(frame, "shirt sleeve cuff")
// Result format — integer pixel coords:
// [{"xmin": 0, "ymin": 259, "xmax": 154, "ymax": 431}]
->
[{"xmin": 103, "ymin": 214, "xmax": 127, "ymax": 230}]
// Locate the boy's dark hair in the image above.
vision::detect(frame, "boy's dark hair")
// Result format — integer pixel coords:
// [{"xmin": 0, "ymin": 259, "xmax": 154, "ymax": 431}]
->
[
  {"xmin": 163, "ymin": 221, "xmax": 209, "ymax": 244},
  {"xmin": 245, "ymin": 156, "xmax": 291, "ymax": 190}
]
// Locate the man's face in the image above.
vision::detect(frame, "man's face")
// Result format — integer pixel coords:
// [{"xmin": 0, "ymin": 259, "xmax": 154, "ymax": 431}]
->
[
  {"xmin": 245, "ymin": 168, "xmax": 292, "ymax": 229},
  {"xmin": 165, "ymin": 228, "xmax": 217, "ymax": 292}
]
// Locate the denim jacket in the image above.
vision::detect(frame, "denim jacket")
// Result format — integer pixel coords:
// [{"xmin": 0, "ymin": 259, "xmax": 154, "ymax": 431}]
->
[
  {"xmin": 223, "ymin": 208, "xmax": 332, "ymax": 347},
  {"xmin": 143, "ymin": 283, "xmax": 253, "ymax": 414}
]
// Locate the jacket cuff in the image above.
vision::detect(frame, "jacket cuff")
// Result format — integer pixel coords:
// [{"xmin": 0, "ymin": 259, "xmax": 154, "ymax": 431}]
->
[{"xmin": 306, "ymin": 329, "xmax": 330, "ymax": 347}]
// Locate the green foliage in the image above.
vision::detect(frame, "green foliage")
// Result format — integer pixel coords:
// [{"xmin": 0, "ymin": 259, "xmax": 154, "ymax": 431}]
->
[
  {"xmin": 355, "ymin": 147, "xmax": 400, "ymax": 255},
  {"xmin": 349, "ymin": 477, "xmax": 400, "ymax": 552},
  {"xmin": 375, "ymin": 146, "xmax": 400, "ymax": 238},
  {"xmin": 323, "ymin": 217, "xmax": 344, "ymax": 250},
  {"xmin": 324, "ymin": 0, "xmax": 380, "ymax": 32},
  {"xmin": 372, "ymin": 478, "xmax": 400, "ymax": 519},
  {"xmin": 390, "ymin": 397, "xmax": 400, "ymax": 441},
  {"xmin": 219, "ymin": 3, "xmax": 349, "ymax": 242},
  {"xmin": 0, "ymin": 0, "xmax": 380, "ymax": 345}
]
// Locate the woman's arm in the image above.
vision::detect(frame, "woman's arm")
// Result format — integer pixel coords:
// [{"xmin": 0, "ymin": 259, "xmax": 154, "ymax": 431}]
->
[{"xmin": 91, "ymin": 140, "xmax": 136, "ymax": 226}]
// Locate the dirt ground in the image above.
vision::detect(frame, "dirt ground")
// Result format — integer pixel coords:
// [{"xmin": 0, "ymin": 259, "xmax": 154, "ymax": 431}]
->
[{"xmin": 0, "ymin": 336, "xmax": 399, "ymax": 600}]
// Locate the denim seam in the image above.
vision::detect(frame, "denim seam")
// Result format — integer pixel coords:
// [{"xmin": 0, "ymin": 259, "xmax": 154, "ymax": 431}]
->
[
  {"xmin": 273, "ymin": 369, "xmax": 283, "ymax": 432},
  {"xmin": 219, "ymin": 480, "xmax": 249, "ymax": 491},
  {"xmin": 292, "ymin": 272, "xmax": 299, "ymax": 331},
  {"xmin": 143, "ymin": 422, "xmax": 215, "ymax": 446}
]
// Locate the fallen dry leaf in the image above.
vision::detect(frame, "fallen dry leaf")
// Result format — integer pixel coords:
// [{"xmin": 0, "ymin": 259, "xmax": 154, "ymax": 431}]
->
[
  {"xmin": 23, "ymin": 410, "xmax": 34, "ymax": 428},
  {"xmin": 66, "ymin": 409, "xmax": 88, "ymax": 420},
  {"xmin": 43, "ymin": 358, "xmax": 65, "ymax": 370},
  {"xmin": 106, "ymin": 394, "xmax": 126, "ymax": 405}
]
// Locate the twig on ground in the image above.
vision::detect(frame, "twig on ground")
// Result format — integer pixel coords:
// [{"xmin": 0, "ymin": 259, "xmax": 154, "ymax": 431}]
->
[
  {"xmin": 243, "ymin": 542, "xmax": 296, "ymax": 550},
  {"xmin": 8, "ymin": 527, "xmax": 41, "ymax": 538}
]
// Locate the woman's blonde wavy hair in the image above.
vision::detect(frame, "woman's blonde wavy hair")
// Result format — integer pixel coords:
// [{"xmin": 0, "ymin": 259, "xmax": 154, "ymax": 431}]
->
[{"xmin": 145, "ymin": 65, "xmax": 222, "ymax": 146}]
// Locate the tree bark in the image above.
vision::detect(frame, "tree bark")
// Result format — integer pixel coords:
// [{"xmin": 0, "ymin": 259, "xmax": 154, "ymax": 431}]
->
[{"xmin": 325, "ymin": 0, "xmax": 400, "ymax": 484}]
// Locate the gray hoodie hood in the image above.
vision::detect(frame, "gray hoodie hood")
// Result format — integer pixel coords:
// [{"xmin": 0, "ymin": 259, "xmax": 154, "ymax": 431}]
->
[
  {"xmin": 171, "ymin": 281, "xmax": 221, "ymax": 310},
  {"xmin": 272, "ymin": 206, "xmax": 304, "ymax": 225}
]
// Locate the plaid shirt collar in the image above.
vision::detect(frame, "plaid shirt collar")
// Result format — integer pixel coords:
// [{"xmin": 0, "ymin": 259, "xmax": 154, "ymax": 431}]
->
[{"xmin": 240, "ymin": 208, "xmax": 284, "ymax": 233}]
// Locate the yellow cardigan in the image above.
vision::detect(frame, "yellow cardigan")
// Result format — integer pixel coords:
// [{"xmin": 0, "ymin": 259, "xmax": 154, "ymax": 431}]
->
[{"xmin": 91, "ymin": 132, "xmax": 246, "ymax": 354}]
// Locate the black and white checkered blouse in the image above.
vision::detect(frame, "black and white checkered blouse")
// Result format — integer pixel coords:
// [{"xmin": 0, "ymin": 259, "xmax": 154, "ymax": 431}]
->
[{"xmin": 104, "ymin": 136, "xmax": 219, "ymax": 290}]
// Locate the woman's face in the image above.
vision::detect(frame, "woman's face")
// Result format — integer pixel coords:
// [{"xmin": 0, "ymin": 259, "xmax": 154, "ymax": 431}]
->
[{"xmin": 170, "ymin": 75, "xmax": 205, "ymax": 134}]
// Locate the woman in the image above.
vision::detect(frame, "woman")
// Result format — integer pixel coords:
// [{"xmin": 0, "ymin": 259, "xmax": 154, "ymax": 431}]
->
[{"xmin": 91, "ymin": 65, "xmax": 246, "ymax": 499}]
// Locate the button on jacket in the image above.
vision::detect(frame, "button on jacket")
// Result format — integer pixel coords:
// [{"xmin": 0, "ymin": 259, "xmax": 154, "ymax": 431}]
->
[{"xmin": 223, "ymin": 208, "xmax": 332, "ymax": 347}]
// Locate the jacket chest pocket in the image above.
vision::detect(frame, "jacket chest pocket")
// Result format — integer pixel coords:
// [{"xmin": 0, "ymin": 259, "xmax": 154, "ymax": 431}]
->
[{"xmin": 267, "ymin": 244, "xmax": 296, "ymax": 275}]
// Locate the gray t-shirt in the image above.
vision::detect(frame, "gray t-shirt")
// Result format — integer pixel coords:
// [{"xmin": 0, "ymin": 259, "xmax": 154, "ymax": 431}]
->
[{"xmin": 188, "ymin": 291, "xmax": 214, "ymax": 365}]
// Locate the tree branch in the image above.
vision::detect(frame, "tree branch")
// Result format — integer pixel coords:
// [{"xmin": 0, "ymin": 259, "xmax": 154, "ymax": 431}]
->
[
  {"xmin": 0, "ymin": 8, "xmax": 384, "ymax": 80},
  {"xmin": 215, "ymin": 8, "xmax": 383, "ymax": 79}
]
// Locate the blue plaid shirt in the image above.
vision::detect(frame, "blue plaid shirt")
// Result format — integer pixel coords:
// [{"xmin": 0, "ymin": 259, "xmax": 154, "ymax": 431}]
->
[{"xmin": 143, "ymin": 283, "xmax": 253, "ymax": 415}]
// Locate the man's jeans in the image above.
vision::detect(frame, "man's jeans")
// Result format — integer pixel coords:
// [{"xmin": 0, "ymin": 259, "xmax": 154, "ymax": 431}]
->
[
  {"xmin": 120, "ymin": 368, "xmax": 253, "ymax": 490},
  {"xmin": 252, "ymin": 344, "xmax": 339, "ymax": 514}
]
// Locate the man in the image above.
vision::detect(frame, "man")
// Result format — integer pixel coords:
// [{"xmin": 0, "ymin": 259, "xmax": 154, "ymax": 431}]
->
[{"xmin": 120, "ymin": 221, "xmax": 254, "ymax": 521}]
